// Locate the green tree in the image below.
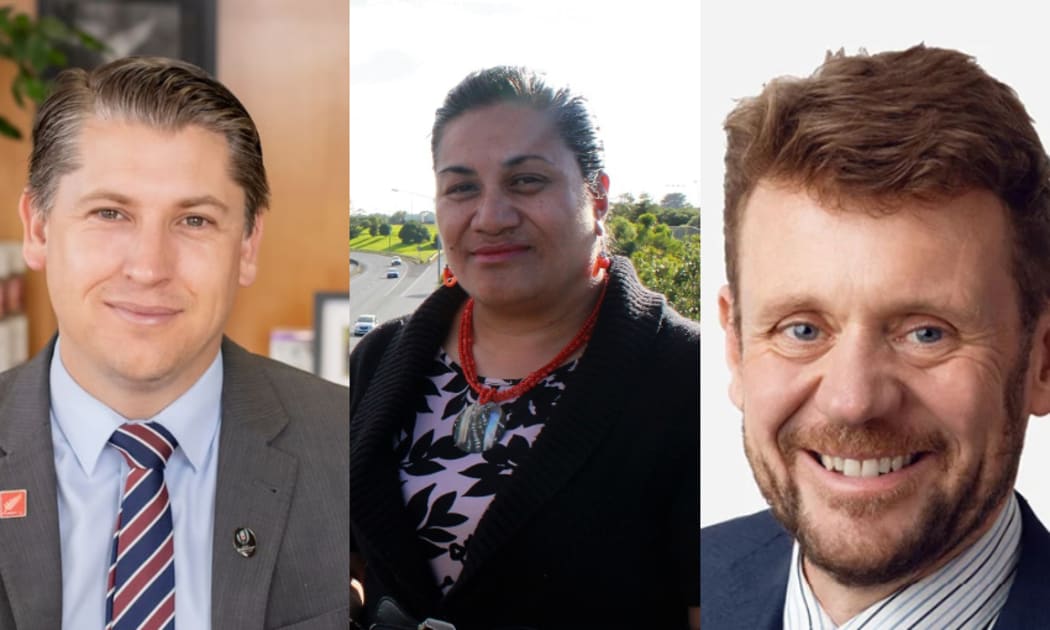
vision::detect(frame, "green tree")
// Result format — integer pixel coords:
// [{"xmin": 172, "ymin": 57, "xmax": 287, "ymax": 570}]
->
[
  {"xmin": 632, "ymin": 236, "xmax": 700, "ymax": 321},
  {"xmin": 657, "ymin": 208, "xmax": 698, "ymax": 227},
  {"xmin": 350, "ymin": 213, "xmax": 367, "ymax": 240},
  {"xmin": 378, "ymin": 223, "xmax": 391, "ymax": 236},
  {"xmin": 390, "ymin": 210, "xmax": 407, "ymax": 224},
  {"xmin": 660, "ymin": 192, "xmax": 689, "ymax": 209},
  {"xmin": 636, "ymin": 212, "xmax": 658, "ymax": 230},
  {"xmin": 634, "ymin": 193, "xmax": 658, "ymax": 220},
  {"xmin": 607, "ymin": 216, "xmax": 638, "ymax": 256},
  {"xmin": 399, "ymin": 220, "xmax": 430, "ymax": 245}
]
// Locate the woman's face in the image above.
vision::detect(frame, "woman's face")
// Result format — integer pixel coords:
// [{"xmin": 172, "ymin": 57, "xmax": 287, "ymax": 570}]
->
[{"xmin": 434, "ymin": 103, "xmax": 605, "ymax": 311}]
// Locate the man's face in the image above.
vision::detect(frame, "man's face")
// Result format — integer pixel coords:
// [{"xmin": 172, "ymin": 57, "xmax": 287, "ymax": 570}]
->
[
  {"xmin": 21, "ymin": 117, "xmax": 263, "ymax": 414},
  {"xmin": 720, "ymin": 181, "xmax": 1039, "ymax": 587}
]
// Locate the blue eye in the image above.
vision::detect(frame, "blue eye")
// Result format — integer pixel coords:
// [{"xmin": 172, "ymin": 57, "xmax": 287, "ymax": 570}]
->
[
  {"xmin": 909, "ymin": 326, "xmax": 944, "ymax": 344},
  {"xmin": 786, "ymin": 323, "xmax": 820, "ymax": 341}
]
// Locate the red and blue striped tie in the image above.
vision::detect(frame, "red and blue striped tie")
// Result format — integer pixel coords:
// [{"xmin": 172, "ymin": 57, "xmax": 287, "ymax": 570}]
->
[{"xmin": 106, "ymin": 422, "xmax": 178, "ymax": 630}]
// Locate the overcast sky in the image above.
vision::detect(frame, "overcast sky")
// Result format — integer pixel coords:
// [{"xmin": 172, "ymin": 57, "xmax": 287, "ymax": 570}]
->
[{"xmin": 349, "ymin": 0, "xmax": 700, "ymax": 215}]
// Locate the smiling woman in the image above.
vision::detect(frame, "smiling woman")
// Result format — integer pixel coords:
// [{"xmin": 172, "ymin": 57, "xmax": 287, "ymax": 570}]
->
[{"xmin": 349, "ymin": 66, "xmax": 700, "ymax": 629}]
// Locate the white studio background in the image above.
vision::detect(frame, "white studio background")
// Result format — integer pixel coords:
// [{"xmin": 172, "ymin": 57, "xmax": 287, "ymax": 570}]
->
[{"xmin": 700, "ymin": 0, "xmax": 1050, "ymax": 527}]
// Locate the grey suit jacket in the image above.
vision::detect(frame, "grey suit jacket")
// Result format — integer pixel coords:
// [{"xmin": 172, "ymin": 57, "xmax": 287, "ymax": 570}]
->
[{"xmin": 0, "ymin": 337, "xmax": 350, "ymax": 629}]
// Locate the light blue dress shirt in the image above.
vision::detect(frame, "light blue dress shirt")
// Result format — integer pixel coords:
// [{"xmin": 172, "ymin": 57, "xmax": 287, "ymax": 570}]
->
[{"xmin": 49, "ymin": 339, "xmax": 222, "ymax": 630}]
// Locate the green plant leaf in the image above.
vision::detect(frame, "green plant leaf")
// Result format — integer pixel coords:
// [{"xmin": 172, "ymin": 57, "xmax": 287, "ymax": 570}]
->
[
  {"xmin": 38, "ymin": 16, "xmax": 71, "ymax": 40},
  {"xmin": 10, "ymin": 73, "xmax": 24, "ymax": 107},
  {"xmin": 0, "ymin": 116, "xmax": 22, "ymax": 140},
  {"xmin": 78, "ymin": 31, "xmax": 106, "ymax": 53},
  {"xmin": 22, "ymin": 76, "xmax": 47, "ymax": 103}
]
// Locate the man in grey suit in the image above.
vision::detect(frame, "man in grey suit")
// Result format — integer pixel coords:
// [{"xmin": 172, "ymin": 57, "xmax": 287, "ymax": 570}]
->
[{"xmin": 0, "ymin": 57, "xmax": 350, "ymax": 628}]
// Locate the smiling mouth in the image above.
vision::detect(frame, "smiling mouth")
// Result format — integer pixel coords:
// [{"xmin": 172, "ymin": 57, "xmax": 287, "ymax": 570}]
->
[
  {"xmin": 471, "ymin": 244, "xmax": 529, "ymax": 256},
  {"xmin": 810, "ymin": 451, "xmax": 927, "ymax": 478}
]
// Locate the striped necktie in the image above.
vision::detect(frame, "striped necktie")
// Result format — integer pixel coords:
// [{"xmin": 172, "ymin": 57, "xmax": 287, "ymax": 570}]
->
[{"xmin": 106, "ymin": 422, "xmax": 179, "ymax": 630}]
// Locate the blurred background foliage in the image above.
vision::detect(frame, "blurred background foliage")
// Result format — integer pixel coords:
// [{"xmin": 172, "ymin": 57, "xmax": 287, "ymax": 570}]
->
[{"xmin": 0, "ymin": 6, "xmax": 104, "ymax": 139}]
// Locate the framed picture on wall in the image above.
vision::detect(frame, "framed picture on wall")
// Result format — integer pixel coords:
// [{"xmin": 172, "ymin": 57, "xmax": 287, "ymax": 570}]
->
[
  {"xmin": 37, "ymin": 0, "xmax": 216, "ymax": 75},
  {"xmin": 313, "ymin": 292, "xmax": 350, "ymax": 387}
]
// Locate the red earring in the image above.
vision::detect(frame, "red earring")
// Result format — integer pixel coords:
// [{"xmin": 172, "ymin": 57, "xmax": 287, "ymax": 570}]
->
[
  {"xmin": 442, "ymin": 265, "xmax": 458, "ymax": 287},
  {"xmin": 591, "ymin": 253, "xmax": 611, "ymax": 278}
]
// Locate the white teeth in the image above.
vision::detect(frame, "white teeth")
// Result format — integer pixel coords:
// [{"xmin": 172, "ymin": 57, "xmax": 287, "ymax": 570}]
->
[{"xmin": 817, "ymin": 452, "xmax": 919, "ymax": 477}]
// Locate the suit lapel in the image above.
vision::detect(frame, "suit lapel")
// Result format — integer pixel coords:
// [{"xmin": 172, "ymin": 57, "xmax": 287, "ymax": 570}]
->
[
  {"xmin": 727, "ymin": 531, "xmax": 791, "ymax": 629},
  {"xmin": 446, "ymin": 259, "xmax": 665, "ymax": 601},
  {"xmin": 0, "ymin": 342, "xmax": 63, "ymax": 628},
  {"xmin": 993, "ymin": 493, "xmax": 1050, "ymax": 629},
  {"xmin": 210, "ymin": 340, "xmax": 298, "ymax": 629}
]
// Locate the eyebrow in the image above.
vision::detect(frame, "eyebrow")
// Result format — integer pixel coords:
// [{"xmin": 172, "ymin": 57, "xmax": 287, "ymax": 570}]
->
[
  {"xmin": 503, "ymin": 154, "xmax": 554, "ymax": 168},
  {"xmin": 178, "ymin": 195, "xmax": 230, "ymax": 213},
  {"xmin": 78, "ymin": 190, "xmax": 230, "ymax": 213},
  {"xmin": 79, "ymin": 190, "xmax": 134, "ymax": 205},
  {"xmin": 751, "ymin": 293, "xmax": 978, "ymax": 325},
  {"xmin": 436, "ymin": 153, "xmax": 555, "ymax": 176}
]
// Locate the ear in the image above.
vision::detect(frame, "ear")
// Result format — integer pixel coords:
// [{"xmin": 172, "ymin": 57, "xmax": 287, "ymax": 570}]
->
[
  {"xmin": 19, "ymin": 190, "xmax": 48, "ymax": 271},
  {"xmin": 719, "ymin": 284, "xmax": 744, "ymax": 410},
  {"xmin": 1025, "ymin": 308, "xmax": 1050, "ymax": 416},
  {"xmin": 592, "ymin": 172, "xmax": 610, "ymax": 220},
  {"xmin": 238, "ymin": 213, "xmax": 265, "ymax": 287}
]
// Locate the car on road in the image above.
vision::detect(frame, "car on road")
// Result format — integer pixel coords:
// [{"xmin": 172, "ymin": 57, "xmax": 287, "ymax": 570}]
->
[
  {"xmin": 353, "ymin": 314, "xmax": 377, "ymax": 336},
  {"xmin": 390, "ymin": 256, "xmax": 402, "ymax": 266},
  {"xmin": 386, "ymin": 268, "xmax": 401, "ymax": 278}
]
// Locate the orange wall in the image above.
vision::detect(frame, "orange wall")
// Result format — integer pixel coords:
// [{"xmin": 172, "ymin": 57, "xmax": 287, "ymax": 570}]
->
[
  {"xmin": 0, "ymin": 0, "xmax": 348, "ymax": 358},
  {"xmin": 218, "ymin": 0, "xmax": 349, "ymax": 355}
]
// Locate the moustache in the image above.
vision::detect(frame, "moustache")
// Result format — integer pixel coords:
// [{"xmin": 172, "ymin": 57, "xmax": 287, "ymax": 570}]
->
[{"xmin": 778, "ymin": 421, "xmax": 949, "ymax": 460}]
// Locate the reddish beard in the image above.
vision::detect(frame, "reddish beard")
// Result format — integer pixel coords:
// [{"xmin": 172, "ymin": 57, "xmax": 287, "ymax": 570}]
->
[{"xmin": 741, "ymin": 359, "xmax": 1027, "ymax": 587}]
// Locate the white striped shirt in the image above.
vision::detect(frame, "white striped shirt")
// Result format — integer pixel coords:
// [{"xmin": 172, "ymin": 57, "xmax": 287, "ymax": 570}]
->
[{"xmin": 783, "ymin": 493, "xmax": 1021, "ymax": 630}]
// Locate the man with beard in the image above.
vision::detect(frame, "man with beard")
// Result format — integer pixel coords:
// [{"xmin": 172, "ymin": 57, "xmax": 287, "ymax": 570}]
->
[{"xmin": 702, "ymin": 44, "xmax": 1050, "ymax": 629}]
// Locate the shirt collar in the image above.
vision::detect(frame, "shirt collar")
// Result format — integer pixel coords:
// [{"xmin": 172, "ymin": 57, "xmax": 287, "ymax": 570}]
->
[
  {"xmin": 784, "ymin": 493, "xmax": 1022, "ymax": 630},
  {"xmin": 49, "ymin": 337, "xmax": 224, "ymax": 475}
]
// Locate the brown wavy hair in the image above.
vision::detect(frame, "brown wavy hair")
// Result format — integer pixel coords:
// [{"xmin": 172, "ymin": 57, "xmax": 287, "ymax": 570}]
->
[{"xmin": 723, "ymin": 44, "xmax": 1050, "ymax": 329}]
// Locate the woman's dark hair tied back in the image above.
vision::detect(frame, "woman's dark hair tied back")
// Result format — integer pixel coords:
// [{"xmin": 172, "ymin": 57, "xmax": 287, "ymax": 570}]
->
[{"xmin": 431, "ymin": 66, "xmax": 606, "ymax": 192}]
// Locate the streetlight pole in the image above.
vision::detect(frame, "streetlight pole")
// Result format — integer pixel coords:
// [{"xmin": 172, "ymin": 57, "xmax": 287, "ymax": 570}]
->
[{"xmin": 391, "ymin": 188, "xmax": 432, "ymax": 217}]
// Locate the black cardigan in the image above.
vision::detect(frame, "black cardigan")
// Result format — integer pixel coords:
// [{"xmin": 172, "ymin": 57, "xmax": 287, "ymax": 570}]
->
[{"xmin": 349, "ymin": 257, "xmax": 699, "ymax": 629}]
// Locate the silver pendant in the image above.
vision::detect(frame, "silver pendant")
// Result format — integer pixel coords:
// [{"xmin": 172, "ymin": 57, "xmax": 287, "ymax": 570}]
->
[{"xmin": 452, "ymin": 401, "xmax": 507, "ymax": 453}]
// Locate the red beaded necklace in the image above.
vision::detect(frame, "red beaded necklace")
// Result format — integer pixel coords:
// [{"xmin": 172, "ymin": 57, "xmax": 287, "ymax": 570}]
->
[{"xmin": 458, "ymin": 279, "xmax": 608, "ymax": 405}]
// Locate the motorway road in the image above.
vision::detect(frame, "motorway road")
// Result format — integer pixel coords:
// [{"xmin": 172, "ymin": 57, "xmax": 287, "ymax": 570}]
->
[{"xmin": 349, "ymin": 251, "xmax": 440, "ymax": 353}]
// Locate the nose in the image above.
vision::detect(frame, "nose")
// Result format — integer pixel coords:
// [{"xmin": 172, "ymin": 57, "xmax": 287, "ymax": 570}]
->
[
  {"xmin": 813, "ymin": 330, "xmax": 902, "ymax": 425},
  {"xmin": 472, "ymin": 188, "xmax": 520, "ymax": 234},
  {"xmin": 122, "ymin": 221, "xmax": 174, "ymax": 286}
]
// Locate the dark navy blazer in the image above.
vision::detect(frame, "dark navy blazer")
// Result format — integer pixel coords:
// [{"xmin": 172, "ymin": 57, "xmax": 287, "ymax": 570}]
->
[{"xmin": 701, "ymin": 493, "xmax": 1050, "ymax": 629}]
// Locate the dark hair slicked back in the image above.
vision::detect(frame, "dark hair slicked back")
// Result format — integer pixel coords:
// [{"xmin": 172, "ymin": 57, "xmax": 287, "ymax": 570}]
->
[{"xmin": 431, "ymin": 66, "xmax": 605, "ymax": 192}]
